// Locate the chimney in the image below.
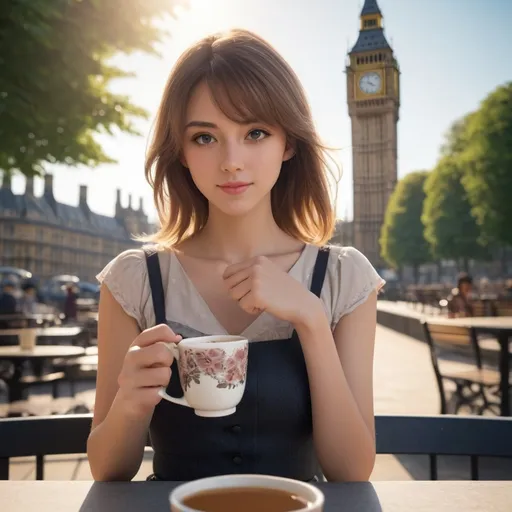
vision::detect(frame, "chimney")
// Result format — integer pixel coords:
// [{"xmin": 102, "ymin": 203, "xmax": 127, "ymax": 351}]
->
[
  {"xmin": 115, "ymin": 188, "xmax": 122, "ymax": 217},
  {"xmin": 43, "ymin": 174, "xmax": 54, "ymax": 199},
  {"xmin": 25, "ymin": 176, "xmax": 34, "ymax": 196},
  {"xmin": 79, "ymin": 185, "xmax": 90, "ymax": 217},
  {"xmin": 79, "ymin": 185, "xmax": 87, "ymax": 206},
  {"xmin": 139, "ymin": 196, "xmax": 144, "ymax": 213},
  {"xmin": 1, "ymin": 173, "xmax": 12, "ymax": 190},
  {"xmin": 128, "ymin": 193, "xmax": 133, "ymax": 210}
]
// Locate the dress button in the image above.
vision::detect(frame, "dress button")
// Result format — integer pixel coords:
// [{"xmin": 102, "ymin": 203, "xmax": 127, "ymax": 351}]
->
[
  {"xmin": 231, "ymin": 425, "xmax": 241, "ymax": 434},
  {"xmin": 232, "ymin": 455, "xmax": 243, "ymax": 465}
]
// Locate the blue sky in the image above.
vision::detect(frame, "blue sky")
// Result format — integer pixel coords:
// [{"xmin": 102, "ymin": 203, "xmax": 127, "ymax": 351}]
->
[{"xmin": 11, "ymin": 0, "xmax": 512, "ymax": 221}]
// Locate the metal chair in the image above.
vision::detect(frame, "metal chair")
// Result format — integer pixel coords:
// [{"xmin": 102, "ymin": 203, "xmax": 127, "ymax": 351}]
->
[
  {"xmin": 422, "ymin": 320, "xmax": 501, "ymax": 415},
  {"xmin": 375, "ymin": 414, "xmax": 512, "ymax": 480},
  {"xmin": 1, "ymin": 414, "xmax": 511, "ymax": 481}
]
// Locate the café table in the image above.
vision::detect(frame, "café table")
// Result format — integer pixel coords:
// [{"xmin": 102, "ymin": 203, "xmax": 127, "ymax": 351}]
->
[
  {"xmin": 0, "ymin": 312, "xmax": 57, "ymax": 327},
  {"xmin": 1, "ymin": 480, "xmax": 511, "ymax": 511},
  {"xmin": 0, "ymin": 326, "xmax": 83, "ymax": 344},
  {"xmin": 426, "ymin": 316, "xmax": 512, "ymax": 416},
  {"xmin": 0, "ymin": 345, "xmax": 85, "ymax": 403}
]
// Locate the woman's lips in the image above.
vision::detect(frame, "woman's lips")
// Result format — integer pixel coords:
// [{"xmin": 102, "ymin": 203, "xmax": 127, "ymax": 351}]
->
[{"xmin": 218, "ymin": 182, "xmax": 252, "ymax": 195}]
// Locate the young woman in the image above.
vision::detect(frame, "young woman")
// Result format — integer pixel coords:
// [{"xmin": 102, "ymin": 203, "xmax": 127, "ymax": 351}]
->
[{"xmin": 87, "ymin": 29, "xmax": 384, "ymax": 483}]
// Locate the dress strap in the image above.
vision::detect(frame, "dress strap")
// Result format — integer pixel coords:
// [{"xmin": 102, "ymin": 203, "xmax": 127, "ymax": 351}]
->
[
  {"xmin": 309, "ymin": 247, "xmax": 331, "ymax": 298},
  {"xmin": 144, "ymin": 247, "xmax": 167, "ymax": 326},
  {"xmin": 290, "ymin": 247, "xmax": 330, "ymax": 341}
]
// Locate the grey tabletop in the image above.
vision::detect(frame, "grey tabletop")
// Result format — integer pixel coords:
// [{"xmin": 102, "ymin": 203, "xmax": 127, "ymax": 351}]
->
[
  {"xmin": 0, "ymin": 326, "xmax": 83, "ymax": 337},
  {"xmin": 426, "ymin": 316, "xmax": 512, "ymax": 330},
  {"xmin": 0, "ymin": 345, "xmax": 85, "ymax": 359},
  {"xmin": 2, "ymin": 481, "xmax": 512, "ymax": 511}
]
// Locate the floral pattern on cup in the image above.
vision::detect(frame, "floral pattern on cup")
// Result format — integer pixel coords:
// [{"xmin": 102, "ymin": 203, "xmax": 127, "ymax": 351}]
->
[{"xmin": 178, "ymin": 345, "xmax": 248, "ymax": 391}]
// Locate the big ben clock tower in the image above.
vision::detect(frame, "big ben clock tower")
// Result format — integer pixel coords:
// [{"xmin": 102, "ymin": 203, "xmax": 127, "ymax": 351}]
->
[{"xmin": 346, "ymin": 0, "xmax": 400, "ymax": 267}]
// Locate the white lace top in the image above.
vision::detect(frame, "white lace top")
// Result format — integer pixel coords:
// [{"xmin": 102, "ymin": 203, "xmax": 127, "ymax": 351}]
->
[{"xmin": 96, "ymin": 244, "xmax": 385, "ymax": 342}]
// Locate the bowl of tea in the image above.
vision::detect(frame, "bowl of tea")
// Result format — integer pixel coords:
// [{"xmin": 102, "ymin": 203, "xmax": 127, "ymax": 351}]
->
[{"xmin": 169, "ymin": 474, "xmax": 324, "ymax": 511}]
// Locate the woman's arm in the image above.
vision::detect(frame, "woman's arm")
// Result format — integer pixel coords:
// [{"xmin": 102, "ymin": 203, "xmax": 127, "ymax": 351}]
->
[
  {"xmin": 222, "ymin": 254, "xmax": 378, "ymax": 481},
  {"xmin": 87, "ymin": 285, "xmax": 151, "ymax": 481},
  {"xmin": 295, "ymin": 291, "xmax": 377, "ymax": 482}
]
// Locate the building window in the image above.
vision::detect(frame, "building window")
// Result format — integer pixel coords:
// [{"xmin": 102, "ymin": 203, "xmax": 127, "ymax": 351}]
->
[{"xmin": 364, "ymin": 19, "xmax": 377, "ymax": 28}]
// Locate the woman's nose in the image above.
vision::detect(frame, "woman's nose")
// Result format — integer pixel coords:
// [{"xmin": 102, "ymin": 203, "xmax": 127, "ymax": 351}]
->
[{"xmin": 220, "ymin": 141, "xmax": 245, "ymax": 173}]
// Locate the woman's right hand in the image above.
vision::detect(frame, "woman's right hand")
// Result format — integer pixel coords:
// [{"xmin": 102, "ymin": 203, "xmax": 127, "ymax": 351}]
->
[{"xmin": 116, "ymin": 324, "xmax": 182, "ymax": 419}]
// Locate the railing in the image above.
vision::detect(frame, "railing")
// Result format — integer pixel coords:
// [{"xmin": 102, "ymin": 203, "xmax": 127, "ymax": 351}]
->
[{"xmin": 0, "ymin": 414, "xmax": 511, "ymax": 481}]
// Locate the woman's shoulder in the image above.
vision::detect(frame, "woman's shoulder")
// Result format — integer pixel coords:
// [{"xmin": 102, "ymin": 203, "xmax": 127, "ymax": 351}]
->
[
  {"xmin": 97, "ymin": 248, "xmax": 147, "ymax": 281},
  {"xmin": 322, "ymin": 244, "xmax": 385, "ymax": 324},
  {"xmin": 96, "ymin": 246, "xmax": 162, "ymax": 330},
  {"xmin": 96, "ymin": 244, "xmax": 171, "ymax": 280},
  {"xmin": 325, "ymin": 244, "xmax": 377, "ymax": 275}
]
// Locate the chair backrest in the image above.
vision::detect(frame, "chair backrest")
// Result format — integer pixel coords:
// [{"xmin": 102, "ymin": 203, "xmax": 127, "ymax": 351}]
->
[
  {"xmin": 426, "ymin": 323, "xmax": 473, "ymax": 347},
  {"xmin": 471, "ymin": 300, "xmax": 487, "ymax": 317},
  {"xmin": 0, "ymin": 414, "xmax": 92, "ymax": 479},
  {"xmin": 496, "ymin": 300, "xmax": 512, "ymax": 317},
  {"xmin": 375, "ymin": 415, "xmax": 512, "ymax": 457},
  {"xmin": 422, "ymin": 321, "xmax": 482, "ymax": 369},
  {"xmin": 376, "ymin": 414, "xmax": 512, "ymax": 480},
  {"xmin": 1, "ymin": 414, "xmax": 511, "ymax": 481}
]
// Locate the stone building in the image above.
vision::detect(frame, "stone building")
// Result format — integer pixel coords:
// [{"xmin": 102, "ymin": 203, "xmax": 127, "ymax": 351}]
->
[
  {"xmin": 0, "ymin": 173, "xmax": 152, "ymax": 282},
  {"xmin": 346, "ymin": 0, "xmax": 400, "ymax": 268},
  {"xmin": 330, "ymin": 219, "xmax": 354, "ymax": 248}
]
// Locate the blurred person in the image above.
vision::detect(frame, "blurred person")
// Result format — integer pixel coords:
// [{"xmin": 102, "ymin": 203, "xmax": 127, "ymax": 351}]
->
[
  {"xmin": 0, "ymin": 279, "xmax": 18, "ymax": 315},
  {"xmin": 19, "ymin": 280, "xmax": 38, "ymax": 314},
  {"xmin": 87, "ymin": 29, "xmax": 384, "ymax": 484},
  {"xmin": 447, "ymin": 273, "xmax": 474, "ymax": 318},
  {"xmin": 502, "ymin": 279, "xmax": 512, "ymax": 299},
  {"xmin": 63, "ymin": 285, "xmax": 78, "ymax": 322}
]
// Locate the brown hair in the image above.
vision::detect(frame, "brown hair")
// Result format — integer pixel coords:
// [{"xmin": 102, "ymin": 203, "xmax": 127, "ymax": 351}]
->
[{"xmin": 144, "ymin": 28, "xmax": 336, "ymax": 246}]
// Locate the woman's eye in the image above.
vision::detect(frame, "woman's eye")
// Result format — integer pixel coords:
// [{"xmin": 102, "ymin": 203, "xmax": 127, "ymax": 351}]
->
[
  {"xmin": 194, "ymin": 134, "xmax": 216, "ymax": 145},
  {"xmin": 247, "ymin": 129, "xmax": 269, "ymax": 141}
]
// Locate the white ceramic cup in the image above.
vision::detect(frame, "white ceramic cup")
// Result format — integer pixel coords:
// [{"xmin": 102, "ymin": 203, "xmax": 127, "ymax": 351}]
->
[
  {"xmin": 169, "ymin": 474, "xmax": 325, "ymax": 512},
  {"xmin": 19, "ymin": 328, "xmax": 37, "ymax": 351},
  {"xmin": 158, "ymin": 335, "xmax": 248, "ymax": 417}
]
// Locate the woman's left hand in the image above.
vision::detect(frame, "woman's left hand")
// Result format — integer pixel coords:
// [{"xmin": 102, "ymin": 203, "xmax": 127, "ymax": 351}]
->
[{"xmin": 223, "ymin": 255, "xmax": 323, "ymax": 327}]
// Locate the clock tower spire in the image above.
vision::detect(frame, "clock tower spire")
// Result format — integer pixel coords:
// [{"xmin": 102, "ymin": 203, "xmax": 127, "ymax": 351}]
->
[{"xmin": 346, "ymin": 0, "xmax": 400, "ymax": 267}]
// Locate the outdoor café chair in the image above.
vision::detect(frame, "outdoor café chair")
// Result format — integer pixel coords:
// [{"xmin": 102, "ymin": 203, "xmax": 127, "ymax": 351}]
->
[
  {"xmin": 0, "ymin": 414, "xmax": 511, "ymax": 481},
  {"xmin": 422, "ymin": 320, "xmax": 501, "ymax": 415}
]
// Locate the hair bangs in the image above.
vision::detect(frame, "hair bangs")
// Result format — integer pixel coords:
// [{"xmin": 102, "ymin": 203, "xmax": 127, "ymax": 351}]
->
[{"xmin": 205, "ymin": 58, "xmax": 283, "ymax": 128}]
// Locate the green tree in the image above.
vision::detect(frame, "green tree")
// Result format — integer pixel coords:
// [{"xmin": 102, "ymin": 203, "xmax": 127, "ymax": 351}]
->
[
  {"xmin": 380, "ymin": 171, "xmax": 431, "ymax": 281},
  {"xmin": 422, "ymin": 156, "xmax": 488, "ymax": 272},
  {"xmin": 439, "ymin": 113, "xmax": 474, "ymax": 157},
  {"xmin": 0, "ymin": 0, "xmax": 181, "ymax": 177},
  {"xmin": 461, "ymin": 82, "xmax": 512, "ymax": 246}
]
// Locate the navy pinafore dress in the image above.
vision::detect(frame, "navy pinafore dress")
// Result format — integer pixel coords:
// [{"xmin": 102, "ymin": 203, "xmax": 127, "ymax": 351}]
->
[{"xmin": 144, "ymin": 247, "xmax": 330, "ymax": 482}]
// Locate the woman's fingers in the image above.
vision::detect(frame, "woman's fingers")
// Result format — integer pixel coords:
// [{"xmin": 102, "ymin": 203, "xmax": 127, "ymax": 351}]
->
[
  {"xmin": 127, "ymin": 341, "xmax": 175, "ymax": 369},
  {"xmin": 131, "ymin": 324, "xmax": 181, "ymax": 349}
]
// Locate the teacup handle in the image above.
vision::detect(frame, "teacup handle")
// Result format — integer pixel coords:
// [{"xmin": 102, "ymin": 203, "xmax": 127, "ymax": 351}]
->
[{"xmin": 157, "ymin": 343, "xmax": 192, "ymax": 409}]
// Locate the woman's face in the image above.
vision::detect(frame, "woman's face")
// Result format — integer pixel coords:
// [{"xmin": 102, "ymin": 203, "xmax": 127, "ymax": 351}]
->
[{"xmin": 181, "ymin": 82, "xmax": 294, "ymax": 218}]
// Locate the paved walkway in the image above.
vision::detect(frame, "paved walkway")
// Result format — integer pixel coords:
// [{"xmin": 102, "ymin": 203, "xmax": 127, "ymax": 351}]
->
[{"xmin": 5, "ymin": 325, "xmax": 512, "ymax": 481}]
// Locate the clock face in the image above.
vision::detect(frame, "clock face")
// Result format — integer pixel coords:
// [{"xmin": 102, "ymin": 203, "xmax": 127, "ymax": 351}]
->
[{"xmin": 359, "ymin": 72, "xmax": 382, "ymax": 94}]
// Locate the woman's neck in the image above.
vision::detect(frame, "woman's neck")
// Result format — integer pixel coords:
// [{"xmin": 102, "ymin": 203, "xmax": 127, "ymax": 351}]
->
[{"xmin": 182, "ymin": 200, "xmax": 303, "ymax": 263}]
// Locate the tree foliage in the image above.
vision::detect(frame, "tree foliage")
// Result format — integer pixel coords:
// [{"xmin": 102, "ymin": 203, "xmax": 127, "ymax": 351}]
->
[
  {"xmin": 460, "ymin": 82, "xmax": 512, "ymax": 246},
  {"xmin": 0, "ymin": 0, "xmax": 181, "ymax": 176},
  {"xmin": 380, "ymin": 171, "xmax": 431, "ymax": 272},
  {"xmin": 422, "ymin": 155, "xmax": 488, "ymax": 265}
]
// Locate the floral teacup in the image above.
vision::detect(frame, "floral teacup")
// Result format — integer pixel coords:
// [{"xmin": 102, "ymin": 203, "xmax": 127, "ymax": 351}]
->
[{"xmin": 159, "ymin": 335, "xmax": 249, "ymax": 417}]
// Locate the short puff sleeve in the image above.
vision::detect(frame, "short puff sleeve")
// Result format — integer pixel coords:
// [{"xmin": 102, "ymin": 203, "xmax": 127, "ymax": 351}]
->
[
  {"xmin": 96, "ymin": 249, "xmax": 152, "ymax": 331},
  {"xmin": 329, "ymin": 246, "xmax": 385, "ymax": 327}
]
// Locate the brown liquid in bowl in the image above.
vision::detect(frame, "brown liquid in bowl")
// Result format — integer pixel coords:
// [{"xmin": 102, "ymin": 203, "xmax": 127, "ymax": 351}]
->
[{"xmin": 181, "ymin": 486, "xmax": 310, "ymax": 512}]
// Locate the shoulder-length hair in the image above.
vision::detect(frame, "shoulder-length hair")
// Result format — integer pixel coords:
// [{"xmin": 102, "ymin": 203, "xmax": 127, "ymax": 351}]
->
[{"xmin": 144, "ymin": 29, "xmax": 336, "ymax": 246}]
